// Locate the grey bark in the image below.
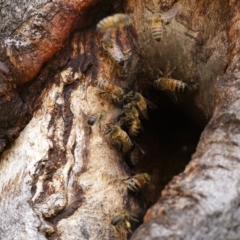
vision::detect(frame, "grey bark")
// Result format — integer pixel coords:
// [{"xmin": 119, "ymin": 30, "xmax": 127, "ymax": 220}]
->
[{"xmin": 132, "ymin": 0, "xmax": 240, "ymax": 239}]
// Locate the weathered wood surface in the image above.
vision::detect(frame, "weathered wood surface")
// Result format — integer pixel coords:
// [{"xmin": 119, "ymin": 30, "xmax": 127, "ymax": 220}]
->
[
  {"xmin": 1, "ymin": 0, "xmax": 240, "ymax": 240},
  {"xmin": 0, "ymin": 1, "xmax": 142, "ymax": 239},
  {"xmin": 131, "ymin": 0, "xmax": 240, "ymax": 239},
  {"xmin": 0, "ymin": 26, "xmax": 140, "ymax": 239}
]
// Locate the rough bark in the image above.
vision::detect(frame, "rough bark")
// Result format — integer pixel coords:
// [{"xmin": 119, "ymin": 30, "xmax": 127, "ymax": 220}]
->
[
  {"xmin": 132, "ymin": 0, "xmax": 240, "ymax": 239},
  {"xmin": 1, "ymin": 0, "xmax": 240, "ymax": 240}
]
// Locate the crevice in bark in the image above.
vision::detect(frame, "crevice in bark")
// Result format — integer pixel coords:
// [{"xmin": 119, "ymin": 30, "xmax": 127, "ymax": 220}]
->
[{"xmin": 128, "ymin": 85, "xmax": 206, "ymax": 211}]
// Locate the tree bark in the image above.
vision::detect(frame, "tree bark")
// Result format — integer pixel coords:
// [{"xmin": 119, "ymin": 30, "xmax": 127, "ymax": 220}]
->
[{"xmin": 1, "ymin": 0, "xmax": 240, "ymax": 240}]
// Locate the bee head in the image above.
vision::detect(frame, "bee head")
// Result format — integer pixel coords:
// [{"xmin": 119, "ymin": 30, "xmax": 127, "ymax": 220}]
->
[
  {"xmin": 154, "ymin": 78, "xmax": 165, "ymax": 90},
  {"xmin": 152, "ymin": 13, "xmax": 162, "ymax": 22},
  {"xmin": 126, "ymin": 91, "xmax": 135, "ymax": 99},
  {"xmin": 128, "ymin": 153, "xmax": 138, "ymax": 166},
  {"xmin": 111, "ymin": 215, "xmax": 123, "ymax": 226},
  {"xmin": 87, "ymin": 116, "xmax": 96, "ymax": 126},
  {"xmin": 123, "ymin": 103, "xmax": 132, "ymax": 110}
]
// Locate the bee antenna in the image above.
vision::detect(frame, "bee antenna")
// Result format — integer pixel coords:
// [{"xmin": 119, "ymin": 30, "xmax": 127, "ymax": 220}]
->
[
  {"xmin": 169, "ymin": 66, "xmax": 177, "ymax": 76},
  {"xmin": 157, "ymin": 68, "xmax": 163, "ymax": 76},
  {"xmin": 133, "ymin": 140, "xmax": 146, "ymax": 155},
  {"xmin": 148, "ymin": 80, "xmax": 153, "ymax": 85}
]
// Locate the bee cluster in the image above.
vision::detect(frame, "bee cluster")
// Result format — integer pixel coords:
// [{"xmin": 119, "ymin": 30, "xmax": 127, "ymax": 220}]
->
[
  {"xmin": 91, "ymin": 4, "xmax": 194, "ymax": 236},
  {"xmin": 88, "ymin": 77, "xmax": 152, "ymax": 235}
]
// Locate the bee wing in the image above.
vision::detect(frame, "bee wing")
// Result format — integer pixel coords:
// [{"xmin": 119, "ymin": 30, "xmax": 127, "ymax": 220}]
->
[
  {"xmin": 133, "ymin": 141, "xmax": 146, "ymax": 155},
  {"xmin": 161, "ymin": 3, "xmax": 181, "ymax": 20},
  {"xmin": 101, "ymin": 29, "xmax": 111, "ymax": 41},
  {"xmin": 144, "ymin": 97, "xmax": 157, "ymax": 110},
  {"xmin": 140, "ymin": 121, "xmax": 145, "ymax": 133},
  {"xmin": 166, "ymin": 90, "xmax": 178, "ymax": 103},
  {"xmin": 105, "ymin": 108, "xmax": 125, "ymax": 124},
  {"xmin": 137, "ymin": 105, "xmax": 149, "ymax": 120},
  {"xmin": 122, "ymin": 176, "xmax": 131, "ymax": 182}
]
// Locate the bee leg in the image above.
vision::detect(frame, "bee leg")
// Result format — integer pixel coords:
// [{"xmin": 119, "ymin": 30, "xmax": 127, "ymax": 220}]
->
[
  {"xmin": 98, "ymin": 122, "xmax": 104, "ymax": 132},
  {"xmin": 157, "ymin": 68, "xmax": 164, "ymax": 78},
  {"xmin": 116, "ymin": 117, "xmax": 130, "ymax": 128},
  {"xmin": 95, "ymin": 91, "xmax": 111, "ymax": 96},
  {"xmin": 100, "ymin": 123, "xmax": 108, "ymax": 134},
  {"xmin": 189, "ymin": 83, "xmax": 199, "ymax": 92},
  {"xmin": 166, "ymin": 66, "xmax": 177, "ymax": 78},
  {"xmin": 131, "ymin": 216, "xmax": 139, "ymax": 222},
  {"xmin": 166, "ymin": 91, "xmax": 178, "ymax": 103},
  {"xmin": 122, "ymin": 176, "xmax": 131, "ymax": 182}
]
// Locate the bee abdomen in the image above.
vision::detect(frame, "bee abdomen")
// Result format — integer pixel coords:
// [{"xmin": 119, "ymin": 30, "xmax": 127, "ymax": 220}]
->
[
  {"xmin": 169, "ymin": 79, "xmax": 187, "ymax": 91},
  {"xmin": 126, "ymin": 173, "xmax": 151, "ymax": 192},
  {"xmin": 97, "ymin": 14, "xmax": 131, "ymax": 32},
  {"xmin": 176, "ymin": 81, "xmax": 187, "ymax": 91},
  {"xmin": 97, "ymin": 18, "xmax": 112, "ymax": 32},
  {"xmin": 129, "ymin": 118, "xmax": 141, "ymax": 137},
  {"xmin": 121, "ymin": 135, "xmax": 134, "ymax": 154},
  {"xmin": 122, "ymin": 141, "xmax": 134, "ymax": 154},
  {"xmin": 154, "ymin": 78, "xmax": 187, "ymax": 92},
  {"xmin": 152, "ymin": 25, "xmax": 163, "ymax": 42},
  {"xmin": 127, "ymin": 178, "xmax": 142, "ymax": 192}
]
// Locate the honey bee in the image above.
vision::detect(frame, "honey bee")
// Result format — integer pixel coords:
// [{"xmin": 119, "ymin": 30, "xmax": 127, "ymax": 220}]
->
[
  {"xmin": 101, "ymin": 38, "xmax": 126, "ymax": 67},
  {"xmin": 153, "ymin": 77, "xmax": 188, "ymax": 92},
  {"xmin": 104, "ymin": 124, "xmax": 134, "ymax": 154},
  {"xmin": 123, "ymin": 103, "xmax": 142, "ymax": 137},
  {"xmin": 124, "ymin": 173, "xmax": 151, "ymax": 192},
  {"xmin": 87, "ymin": 108, "xmax": 124, "ymax": 129},
  {"xmin": 150, "ymin": 13, "xmax": 164, "ymax": 42},
  {"xmin": 96, "ymin": 80, "xmax": 124, "ymax": 105},
  {"xmin": 149, "ymin": 3, "xmax": 181, "ymax": 42},
  {"xmin": 86, "ymin": 110, "xmax": 106, "ymax": 127},
  {"xmin": 111, "ymin": 211, "xmax": 138, "ymax": 234},
  {"xmin": 123, "ymin": 91, "xmax": 149, "ymax": 120},
  {"xmin": 97, "ymin": 13, "xmax": 132, "ymax": 33}
]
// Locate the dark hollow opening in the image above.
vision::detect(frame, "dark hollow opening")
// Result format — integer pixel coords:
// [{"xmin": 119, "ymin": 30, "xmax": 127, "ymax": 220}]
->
[{"xmin": 130, "ymin": 87, "xmax": 205, "ymax": 208}]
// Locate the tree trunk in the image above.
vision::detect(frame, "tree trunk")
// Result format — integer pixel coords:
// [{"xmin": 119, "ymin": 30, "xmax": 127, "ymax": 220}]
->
[{"xmin": 0, "ymin": 0, "xmax": 240, "ymax": 240}]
